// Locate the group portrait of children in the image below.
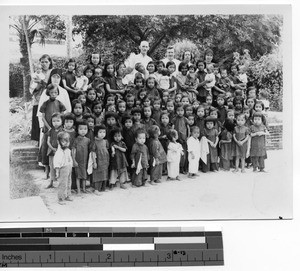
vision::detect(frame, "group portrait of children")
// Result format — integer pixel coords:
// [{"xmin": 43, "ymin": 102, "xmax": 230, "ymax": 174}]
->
[{"xmin": 29, "ymin": 40, "xmax": 270, "ymax": 205}]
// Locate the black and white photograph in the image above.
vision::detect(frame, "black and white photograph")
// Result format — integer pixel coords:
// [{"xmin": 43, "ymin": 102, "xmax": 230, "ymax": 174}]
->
[{"xmin": 2, "ymin": 5, "xmax": 292, "ymax": 222}]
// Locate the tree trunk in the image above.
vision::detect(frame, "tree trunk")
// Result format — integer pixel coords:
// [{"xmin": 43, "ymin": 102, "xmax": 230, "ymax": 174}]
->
[
  {"xmin": 65, "ymin": 15, "xmax": 72, "ymax": 58},
  {"xmin": 19, "ymin": 33, "xmax": 31, "ymax": 101},
  {"xmin": 19, "ymin": 16, "xmax": 33, "ymax": 102}
]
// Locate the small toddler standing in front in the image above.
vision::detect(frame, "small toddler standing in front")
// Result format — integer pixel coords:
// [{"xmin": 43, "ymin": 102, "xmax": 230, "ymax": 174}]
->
[
  {"xmin": 131, "ymin": 128, "xmax": 149, "ymax": 187},
  {"xmin": 53, "ymin": 131, "xmax": 73, "ymax": 205},
  {"xmin": 148, "ymin": 125, "xmax": 167, "ymax": 184},
  {"xmin": 166, "ymin": 129, "xmax": 183, "ymax": 181},
  {"xmin": 187, "ymin": 126, "xmax": 201, "ymax": 178}
]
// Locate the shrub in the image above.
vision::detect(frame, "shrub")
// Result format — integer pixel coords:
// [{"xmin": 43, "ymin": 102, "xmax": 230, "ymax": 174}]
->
[
  {"xmin": 9, "ymin": 63, "xmax": 23, "ymax": 98},
  {"xmin": 247, "ymin": 48, "xmax": 283, "ymax": 111}
]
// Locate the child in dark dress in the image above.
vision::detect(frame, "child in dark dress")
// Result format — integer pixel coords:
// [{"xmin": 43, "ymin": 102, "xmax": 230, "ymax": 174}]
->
[
  {"xmin": 219, "ymin": 119, "xmax": 235, "ymax": 171},
  {"xmin": 172, "ymin": 103, "xmax": 190, "ymax": 174},
  {"xmin": 109, "ymin": 127, "xmax": 129, "ymax": 189},
  {"xmin": 148, "ymin": 125, "xmax": 167, "ymax": 184},
  {"xmin": 85, "ymin": 88, "xmax": 98, "ymax": 112},
  {"xmin": 62, "ymin": 58, "xmax": 77, "ymax": 101},
  {"xmin": 83, "ymin": 113, "xmax": 95, "ymax": 143},
  {"xmin": 46, "ymin": 112, "xmax": 64, "ymax": 188},
  {"xmin": 232, "ymin": 114, "xmax": 250, "ymax": 173},
  {"xmin": 250, "ymin": 112, "xmax": 269, "ymax": 172},
  {"xmin": 130, "ymin": 128, "xmax": 149, "ymax": 187},
  {"xmin": 91, "ymin": 125, "xmax": 110, "ymax": 194},
  {"xmin": 202, "ymin": 116, "xmax": 219, "ymax": 172},
  {"xmin": 152, "ymin": 97, "xmax": 162, "ymax": 125},
  {"xmin": 72, "ymin": 119, "xmax": 91, "ymax": 194},
  {"xmin": 122, "ymin": 115, "xmax": 135, "ymax": 179}
]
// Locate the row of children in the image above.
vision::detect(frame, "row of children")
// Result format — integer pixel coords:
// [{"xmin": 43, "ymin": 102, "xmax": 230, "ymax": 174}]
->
[
  {"xmin": 52, "ymin": 56, "xmax": 269, "ymax": 111},
  {"xmin": 43, "ymin": 83, "xmax": 268, "ymax": 205}
]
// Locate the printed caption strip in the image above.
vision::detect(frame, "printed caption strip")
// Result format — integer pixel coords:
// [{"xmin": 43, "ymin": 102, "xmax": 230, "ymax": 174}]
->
[{"xmin": 0, "ymin": 227, "xmax": 223, "ymax": 267}]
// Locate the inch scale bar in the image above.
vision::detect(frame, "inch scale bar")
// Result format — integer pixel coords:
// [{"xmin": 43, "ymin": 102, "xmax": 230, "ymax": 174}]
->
[{"xmin": 0, "ymin": 227, "xmax": 224, "ymax": 267}]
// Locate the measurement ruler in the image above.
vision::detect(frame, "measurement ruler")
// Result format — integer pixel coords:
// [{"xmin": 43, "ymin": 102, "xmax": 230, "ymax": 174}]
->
[{"xmin": 0, "ymin": 227, "xmax": 224, "ymax": 267}]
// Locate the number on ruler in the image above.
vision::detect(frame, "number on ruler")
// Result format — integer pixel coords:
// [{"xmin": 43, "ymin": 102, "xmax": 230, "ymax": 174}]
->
[
  {"xmin": 167, "ymin": 253, "xmax": 171, "ymax": 260},
  {"xmin": 173, "ymin": 250, "xmax": 186, "ymax": 255},
  {"xmin": 106, "ymin": 254, "xmax": 111, "ymax": 260}
]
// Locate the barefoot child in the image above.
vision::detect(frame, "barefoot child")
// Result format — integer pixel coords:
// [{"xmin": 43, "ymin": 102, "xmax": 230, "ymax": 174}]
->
[
  {"xmin": 109, "ymin": 128, "xmax": 129, "ymax": 189},
  {"xmin": 187, "ymin": 126, "xmax": 201, "ymax": 178},
  {"xmin": 46, "ymin": 112, "xmax": 64, "ymax": 189},
  {"xmin": 166, "ymin": 129, "xmax": 183, "ymax": 181},
  {"xmin": 148, "ymin": 125, "xmax": 167, "ymax": 184},
  {"xmin": 91, "ymin": 125, "xmax": 110, "ymax": 194},
  {"xmin": 53, "ymin": 131, "xmax": 73, "ymax": 205},
  {"xmin": 250, "ymin": 112, "xmax": 269, "ymax": 172},
  {"xmin": 131, "ymin": 128, "xmax": 150, "ymax": 187},
  {"xmin": 72, "ymin": 119, "xmax": 90, "ymax": 194},
  {"xmin": 232, "ymin": 114, "xmax": 250, "ymax": 173}
]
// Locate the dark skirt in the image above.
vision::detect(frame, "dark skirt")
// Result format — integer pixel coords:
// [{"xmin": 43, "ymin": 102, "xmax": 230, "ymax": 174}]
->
[{"xmin": 31, "ymin": 105, "xmax": 40, "ymax": 141}]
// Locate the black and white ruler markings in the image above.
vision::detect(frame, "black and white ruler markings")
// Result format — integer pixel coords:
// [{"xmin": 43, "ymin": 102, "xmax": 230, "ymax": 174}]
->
[{"xmin": 0, "ymin": 227, "xmax": 223, "ymax": 267}]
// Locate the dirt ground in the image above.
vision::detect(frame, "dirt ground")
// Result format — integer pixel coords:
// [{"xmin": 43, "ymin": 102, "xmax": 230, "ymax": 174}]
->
[{"xmin": 27, "ymin": 149, "xmax": 292, "ymax": 221}]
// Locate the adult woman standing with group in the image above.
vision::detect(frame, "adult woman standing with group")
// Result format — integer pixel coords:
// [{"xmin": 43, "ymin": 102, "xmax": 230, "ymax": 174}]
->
[{"xmin": 30, "ymin": 54, "xmax": 53, "ymax": 142}]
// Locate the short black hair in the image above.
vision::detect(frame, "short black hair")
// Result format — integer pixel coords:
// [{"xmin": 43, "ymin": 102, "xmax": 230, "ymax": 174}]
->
[
  {"xmin": 64, "ymin": 112, "xmax": 75, "ymax": 122},
  {"xmin": 94, "ymin": 124, "xmax": 106, "ymax": 137},
  {"xmin": 75, "ymin": 119, "xmax": 88, "ymax": 133}
]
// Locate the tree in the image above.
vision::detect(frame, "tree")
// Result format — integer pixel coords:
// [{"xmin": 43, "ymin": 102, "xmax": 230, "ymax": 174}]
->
[
  {"xmin": 9, "ymin": 15, "xmax": 65, "ymax": 101},
  {"xmin": 72, "ymin": 15, "xmax": 282, "ymax": 63}
]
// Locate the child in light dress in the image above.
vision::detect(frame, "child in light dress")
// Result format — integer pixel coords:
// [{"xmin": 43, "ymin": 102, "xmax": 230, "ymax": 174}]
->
[
  {"xmin": 204, "ymin": 64, "xmax": 216, "ymax": 95},
  {"xmin": 73, "ymin": 65, "xmax": 88, "ymax": 92},
  {"xmin": 30, "ymin": 63, "xmax": 46, "ymax": 93},
  {"xmin": 53, "ymin": 131, "xmax": 73, "ymax": 205},
  {"xmin": 187, "ymin": 126, "xmax": 201, "ymax": 178},
  {"xmin": 166, "ymin": 129, "xmax": 183, "ymax": 181}
]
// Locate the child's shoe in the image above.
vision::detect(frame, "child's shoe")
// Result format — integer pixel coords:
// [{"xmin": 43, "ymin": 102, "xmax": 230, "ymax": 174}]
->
[
  {"xmin": 188, "ymin": 173, "xmax": 195, "ymax": 179},
  {"xmin": 154, "ymin": 180, "xmax": 161, "ymax": 183},
  {"xmin": 94, "ymin": 190, "xmax": 101, "ymax": 196},
  {"xmin": 176, "ymin": 176, "xmax": 182, "ymax": 181},
  {"xmin": 149, "ymin": 180, "xmax": 157, "ymax": 185}
]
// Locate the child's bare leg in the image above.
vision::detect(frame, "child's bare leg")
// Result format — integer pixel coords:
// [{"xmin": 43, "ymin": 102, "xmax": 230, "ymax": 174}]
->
[
  {"xmin": 82, "ymin": 180, "xmax": 87, "ymax": 193},
  {"xmin": 45, "ymin": 165, "xmax": 50, "ymax": 179},
  {"xmin": 241, "ymin": 158, "xmax": 246, "ymax": 173},
  {"xmin": 76, "ymin": 178, "xmax": 81, "ymax": 194},
  {"xmin": 233, "ymin": 158, "xmax": 239, "ymax": 172}
]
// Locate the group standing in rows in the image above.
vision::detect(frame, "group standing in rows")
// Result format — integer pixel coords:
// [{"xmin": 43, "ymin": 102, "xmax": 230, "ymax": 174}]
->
[{"xmin": 30, "ymin": 41, "xmax": 270, "ymax": 205}]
